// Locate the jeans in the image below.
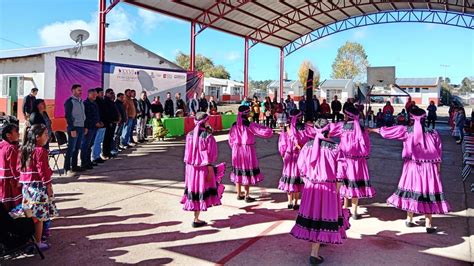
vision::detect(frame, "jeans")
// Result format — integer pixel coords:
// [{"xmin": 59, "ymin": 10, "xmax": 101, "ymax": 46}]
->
[
  {"xmin": 114, "ymin": 123, "xmax": 125, "ymax": 154},
  {"xmin": 103, "ymin": 124, "xmax": 116, "ymax": 157},
  {"xmin": 137, "ymin": 117, "xmax": 147, "ymax": 141},
  {"xmin": 129, "ymin": 118, "xmax": 137, "ymax": 143},
  {"xmin": 92, "ymin": 127, "xmax": 106, "ymax": 160},
  {"xmin": 81, "ymin": 128, "xmax": 97, "ymax": 167},
  {"xmin": 121, "ymin": 119, "xmax": 133, "ymax": 146},
  {"xmin": 64, "ymin": 127, "xmax": 84, "ymax": 171},
  {"xmin": 427, "ymin": 119, "xmax": 436, "ymax": 129}
]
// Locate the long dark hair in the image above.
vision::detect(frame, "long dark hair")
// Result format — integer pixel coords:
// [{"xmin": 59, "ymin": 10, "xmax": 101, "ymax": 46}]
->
[
  {"xmin": 32, "ymin": 99, "xmax": 49, "ymax": 119},
  {"xmin": 20, "ymin": 124, "xmax": 47, "ymax": 170}
]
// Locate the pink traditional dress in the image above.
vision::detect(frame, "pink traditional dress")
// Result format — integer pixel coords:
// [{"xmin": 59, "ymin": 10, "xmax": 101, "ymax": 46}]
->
[
  {"xmin": 278, "ymin": 112, "xmax": 313, "ymax": 192},
  {"xmin": 181, "ymin": 116, "xmax": 225, "ymax": 211},
  {"xmin": 229, "ymin": 109, "xmax": 273, "ymax": 185},
  {"xmin": 20, "ymin": 146, "xmax": 58, "ymax": 221},
  {"xmin": 290, "ymin": 125, "xmax": 350, "ymax": 244},
  {"xmin": 330, "ymin": 113, "xmax": 376, "ymax": 199},
  {"xmin": 380, "ymin": 114, "xmax": 451, "ymax": 214},
  {"xmin": 0, "ymin": 140, "xmax": 22, "ymax": 211}
]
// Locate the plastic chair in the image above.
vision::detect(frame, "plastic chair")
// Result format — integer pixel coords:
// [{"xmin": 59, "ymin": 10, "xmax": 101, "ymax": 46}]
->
[{"xmin": 48, "ymin": 131, "xmax": 68, "ymax": 176}]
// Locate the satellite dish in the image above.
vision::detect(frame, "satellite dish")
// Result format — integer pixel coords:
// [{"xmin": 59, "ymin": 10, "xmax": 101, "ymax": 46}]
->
[{"xmin": 69, "ymin": 29, "xmax": 90, "ymax": 55}]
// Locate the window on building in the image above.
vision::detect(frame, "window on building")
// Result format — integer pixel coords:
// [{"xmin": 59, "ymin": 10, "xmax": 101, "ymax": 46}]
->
[
  {"xmin": 407, "ymin": 88, "xmax": 413, "ymax": 92},
  {"xmin": 233, "ymin": 87, "xmax": 242, "ymax": 95},
  {"xmin": 422, "ymin": 87, "xmax": 429, "ymax": 90},
  {"xmin": 415, "ymin": 88, "xmax": 420, "ymax": 93}
]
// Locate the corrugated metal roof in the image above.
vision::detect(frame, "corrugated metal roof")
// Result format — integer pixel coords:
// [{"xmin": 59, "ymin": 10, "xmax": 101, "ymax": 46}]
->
[
  {"xmin": 0, "ymin": 39, "xmax": 128, "ymax": 59},
  {"xmin": 123, "ymin": 0, "xmax": 474, "ymax": 48},
  {"xmin": 319, "ymin": 79, "xmax": 352, "ymax": 88},
  {"xmin": 396, "ymin": 78, "xmax": 439, "ymax": 87}
]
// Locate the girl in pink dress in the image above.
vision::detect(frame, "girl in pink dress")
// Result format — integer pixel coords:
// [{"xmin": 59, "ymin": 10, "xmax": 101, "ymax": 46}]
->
[
  {"xmin": 369, "ymin": 108, "xmax": 450, "ymax": 233},
  {"xmin": 278, "ymin": 109, "xmax": 312, "ymax": 209},
  {"xmin": 0, "ymin": 124, "xmax": 22, "ymax": 211},
  {"xmin": 290, "ymin": 119, "xmax": 350, "ymax": 265},
  {"xmin": 229, "ymin": 105, "xmax": 273, "ymax": 202},
  {"xmin": 19, "ymin": 124, "xmax": 58, "ymax": 250},
  {"xmin": 181, "ymin": 112, "xmax": 225, "ymax": 228},
  {"xmin": 330, "ymin": 105, "xmax": 375, "ymax": 219}
]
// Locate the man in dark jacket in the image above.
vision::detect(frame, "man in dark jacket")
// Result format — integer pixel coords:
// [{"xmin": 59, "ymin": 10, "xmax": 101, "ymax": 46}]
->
[
  {"xmin": 164, "ymin": 92, "xmax": 174, "ymax": 117},
  {"xmin": 331, "ymin": 95, "xmax": 342, "ymax": 122},
  {"xmin": 102, "ymin": 89, "xmax": 120, "ymax": 158},
  {"xmin": 92, "ymin": 88, "xmax": 106, "ymax": 164},
  {"xmin": 137, "ymin": 91, "xmax": 151, "ymax": 142},
  {"xmin": 114, "ymin": 93, "xmax": 127, "ymax": 155},
  {"xmin": 313, "ymin": 95, "xmax": 320, "ymax": 120},
  {"xmin": 22, "ymin": 88, "xmax": 38, "ymax": 123},
  {"xmin": 64, "ymin": 84, "xmax": 86, "ymax": 173},
  {"xmin": 209, "ymin": 96, "xmax": 218, "ymax": 114},
  {"xmin": 81, "ymin": 89, "xmax": 102, "ymax": 169},
  {"xmin": 199, "ymin": 92, "xmax": 209, "ymax": 113},
  {"xmin": 176, "ymin": 92, "xmax": 186, "ymax": 115}
]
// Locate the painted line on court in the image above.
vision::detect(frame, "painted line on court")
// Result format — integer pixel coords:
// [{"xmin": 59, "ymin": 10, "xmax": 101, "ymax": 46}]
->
[{"xmin": 214, "ymin": 220, "xmax": 284, "ymax": 265}]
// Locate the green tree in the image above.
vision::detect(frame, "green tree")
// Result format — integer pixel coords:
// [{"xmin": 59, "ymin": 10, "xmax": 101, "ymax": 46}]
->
[
  {"xmin": 440, "ymin": 77, "xmax": 454, "ymax": 104},
  {"xmin": 298, "ymin": 60, "xmax": 320, "ymax": 90},
  {"xmin": 175, "ymin": 52, "xmax": 230, "ymax": 79},
  {"xmin": 331, "ymin": 41, "xmax": 369, "ymax": 82},
  {"xmin": 460, "ymin": 77, "xmax": 472, "ymax": 93}
]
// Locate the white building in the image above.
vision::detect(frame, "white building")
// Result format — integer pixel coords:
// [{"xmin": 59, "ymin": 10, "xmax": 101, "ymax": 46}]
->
[
  {"xmin": 395, "ymin": 77, "xmax": 441, "ymax": 105},
  {"xmin": 203, "ymin": 77, "xmax": 243, "ymax": 103},
  {"xmin": 319, "ymin": 79, "xmax": 354, "ymax": 102},
  {"xmin": 267, "ymin": 80, "xmax": 304, "ymax": 100},
  {"xmin": 0, "ymin": 39, "xmax": 181, "ymax": 121}
]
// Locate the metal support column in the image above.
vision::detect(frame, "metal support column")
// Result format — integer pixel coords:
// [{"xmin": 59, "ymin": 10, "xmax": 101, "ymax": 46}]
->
[
  {"xmin": 190, "ymin": 21, "xmax": 196, "ymax": 71},
  {"xmin": 279, "ymin": 48, "xmax": 284, "ymax": 100},
  {"xmin": 97, "ymin": 0, "xmax": 106, "ymax": 62},
  {"xmin": 244, "ymin": 37, "xmax": 249, "ymax": 98}
]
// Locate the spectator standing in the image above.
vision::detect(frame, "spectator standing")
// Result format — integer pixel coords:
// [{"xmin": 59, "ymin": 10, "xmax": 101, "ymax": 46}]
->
[
  {"xmin": 312, "ymin": 95, "xmax": 320, "ymax": 120},
  {"xmin": 64, "ymin": 84, "xmax": 86, "ymax": 173},
  {"xmin": 264, "ymin": 97, "xmax": 273, "ymax": 128},
  {"xmin": 121, "ymin": 89, "xmax": 136, "ymax": 147},
  {"xmin": 251, "ymin": 96, "xmax": 261, "ymax": 123},
  {"xmin": 129, "ymin": 90, "xmax": 139, "ymax": 144},
  {"xmin": 29, "ymin": 99, "xmax": 52, "ymax": 148},
  {"xmin": 175, "ymin": 93, "xmax": 186, "ymax": 116},
  {"xmin": 92, "ymin": 88, "xmax": 107, "ymax": 164},
  {"xmin": 164, "ymin": 92, "xmax": 174, "ymax": 117},
  {"xmin": 376, "ymin": 108, "xmax": 384, "ymax": 127},
  {"xmin": 330, "ymin": 95, "xmax": 342, "ymax": 122},
  {"xmin": 298, "ymin": 95, "xmax": 306, "ymax": 116},
  {"xmin": 455, "ymin": 108, "xmax": 466, "ymax": 144},
  {"xmin": 209, "ymin": 96, "xmax": 218, "ymax": 115},
  {"xmin": 320, "ymin": 99, "xmax": 331, "ymax": 118},
  {"xmin": 383, "ymin": 101, "xmax": 394, "ymax": 115},
  {"xmin": 137, "ymin": 91, "xmax": 152, "ymax": 143},
  {"xmin": 22, "ymin": 88, "xmax": 38, "ymax": 123},
  {"xmin": 342, "ymin": 98, "xmax": 354, "ymax": 114},
  {"xmin": 151, "ymin": 96, "xmax": 164, "ymax": 114},
  {"xmin": 198, "ymin": 92, "xmax": 209, "ymax": 113},
  {"xmin": 188, "ymin": 92, "xmax": 199, "ymax": 115},
  {"xmin": 426, "ymin": 101, "xmax": 437, "ymax": 129},
  {"xmin": 114, "ymin": 93, "xmax": 127, "ymax": 155},
  {"xmin": 285, "ymin": 95, "xmax": 291, "ymax": 105},
  {"xmin": 286, "ymin": 98, "xmax": 296, "ymax": 114},
  {"xmin": 81, "ymin": 89, "xmax": 101, "ymax": 169},
  {"xmin": 102, "ymin": 89, "xmax": 120, "ymax": 159}
]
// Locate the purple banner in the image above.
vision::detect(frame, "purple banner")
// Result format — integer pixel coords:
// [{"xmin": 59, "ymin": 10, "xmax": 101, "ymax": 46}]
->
[{"xmin": 55, "ymin": 57, "xmax": 102, "ymax": 117}]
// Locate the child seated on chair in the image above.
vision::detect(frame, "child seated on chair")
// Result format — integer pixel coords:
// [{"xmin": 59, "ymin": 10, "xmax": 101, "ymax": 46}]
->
[{"xmin": 151, "ymin": 113, "xmax": 168, "ymax": 141}]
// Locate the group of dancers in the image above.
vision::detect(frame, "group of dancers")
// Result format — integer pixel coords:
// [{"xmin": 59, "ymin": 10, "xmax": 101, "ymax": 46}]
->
[{"xmin": 180, "ymin": 104, "xmax": 451, "ymax": 264}]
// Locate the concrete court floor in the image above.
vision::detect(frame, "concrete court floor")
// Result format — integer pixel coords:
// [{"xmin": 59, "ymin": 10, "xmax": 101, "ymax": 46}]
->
[{"xmin": 8, "ymin": 124, "xmax": 473, "ymax": 265}]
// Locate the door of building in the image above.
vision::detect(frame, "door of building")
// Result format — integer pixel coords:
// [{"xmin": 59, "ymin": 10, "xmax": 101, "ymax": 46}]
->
[{"xmin": 6, "ymin": 76, "xmax": 21, "ymax": 117}]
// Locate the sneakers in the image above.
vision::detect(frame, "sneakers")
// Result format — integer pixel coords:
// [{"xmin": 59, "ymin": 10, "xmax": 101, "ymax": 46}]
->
[{"xmin": 93, "ymin": 158, "xmax": 106, "ymax": 164}]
